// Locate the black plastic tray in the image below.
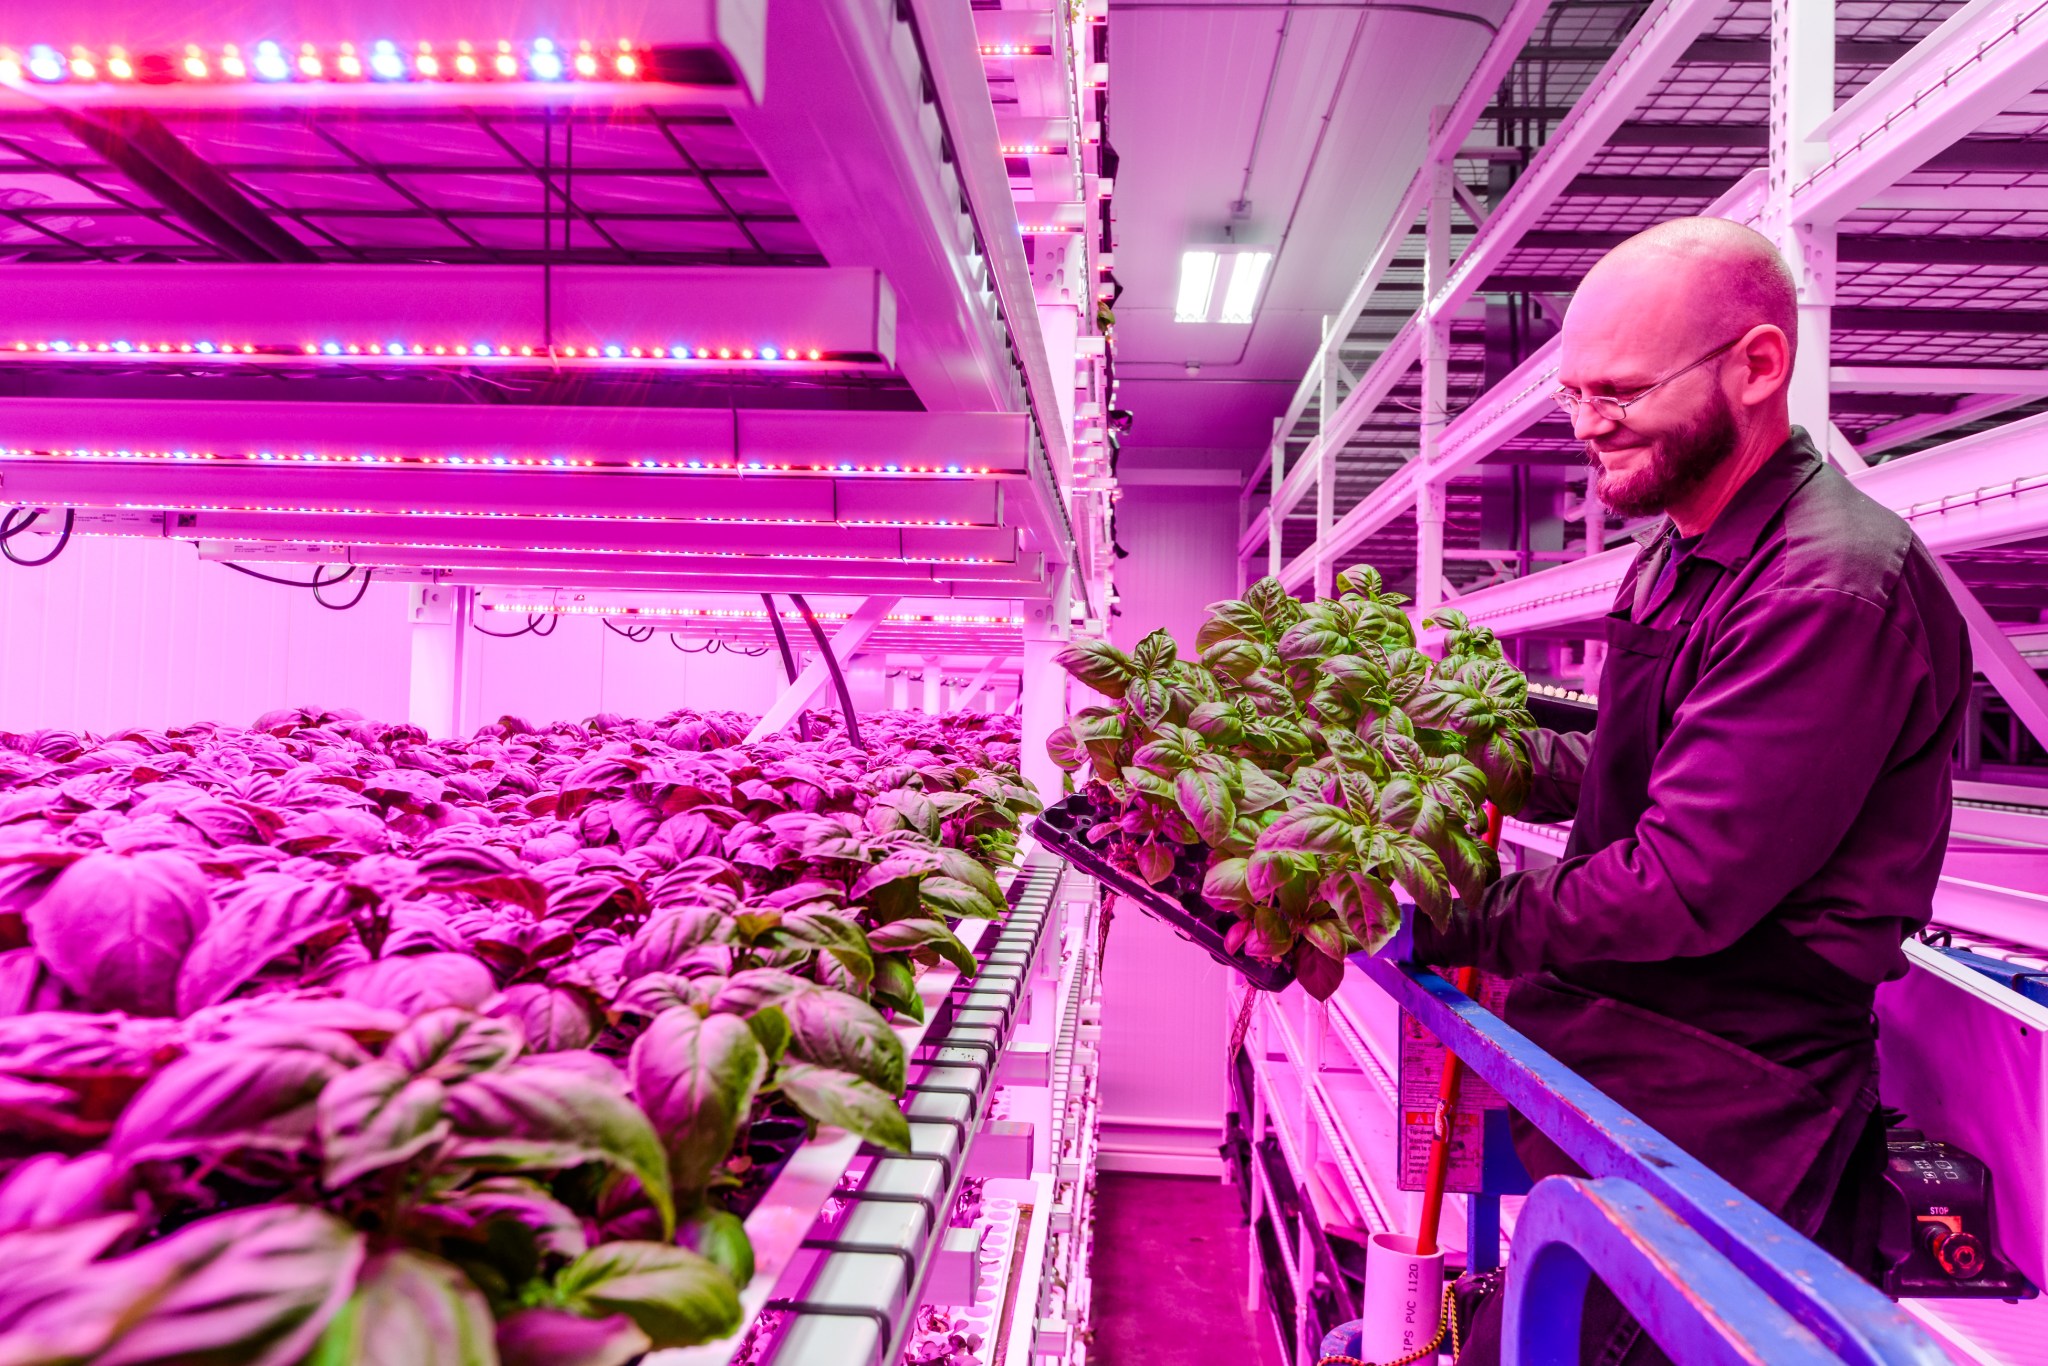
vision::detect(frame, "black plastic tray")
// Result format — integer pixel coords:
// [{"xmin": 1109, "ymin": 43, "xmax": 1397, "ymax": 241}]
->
[{"xmin": 1031, "ymin": 795, "xmax": 1296, "ymax": 993}]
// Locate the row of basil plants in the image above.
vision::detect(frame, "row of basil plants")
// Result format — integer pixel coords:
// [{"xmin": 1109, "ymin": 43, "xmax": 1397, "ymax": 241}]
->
[{"xmin": 0, "ymin": 705, "xmax": 1040, "ymax": 1366}]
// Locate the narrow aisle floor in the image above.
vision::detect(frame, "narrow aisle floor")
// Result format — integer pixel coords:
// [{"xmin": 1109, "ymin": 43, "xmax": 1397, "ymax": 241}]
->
[{"xmin": 1091, "ymin": 1173, "xmax": 1287, "ymax": 1366}]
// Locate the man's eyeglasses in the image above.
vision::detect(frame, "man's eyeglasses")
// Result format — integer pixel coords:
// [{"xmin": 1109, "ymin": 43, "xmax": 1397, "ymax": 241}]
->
[{"xmin": 1553, "ymin": 335, "xmax": 1746, "ymax": 424}]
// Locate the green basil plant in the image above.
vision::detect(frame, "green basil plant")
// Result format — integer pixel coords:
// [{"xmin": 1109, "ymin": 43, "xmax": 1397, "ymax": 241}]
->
[{"xmin": 1045, "ymin": 569, "xmax": 1534, "ymax": 998}]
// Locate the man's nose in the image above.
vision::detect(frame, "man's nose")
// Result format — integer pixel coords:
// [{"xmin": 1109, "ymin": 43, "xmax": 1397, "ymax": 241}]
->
[{"xmin": 1571, "ymin": 401, "xmax": 1619, "ymax": 442}]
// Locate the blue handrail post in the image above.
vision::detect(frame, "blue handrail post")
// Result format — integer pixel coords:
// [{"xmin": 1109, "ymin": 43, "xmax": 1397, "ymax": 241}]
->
[{"xmin": 1505, "ymin": 1177, "xmax": 1845, "ymax": 1366}]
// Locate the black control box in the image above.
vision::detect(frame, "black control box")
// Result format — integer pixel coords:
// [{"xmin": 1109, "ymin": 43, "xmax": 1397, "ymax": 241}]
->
[{"xmin": 1878, "ymin": 1133, "xmax": 2035, "ymax": 1300}]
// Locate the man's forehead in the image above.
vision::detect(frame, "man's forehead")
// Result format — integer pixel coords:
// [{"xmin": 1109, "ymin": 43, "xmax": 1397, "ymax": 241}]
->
[{"xmin": 1561, "ymin": 273, "xmax": 1702, "ymax": 380}]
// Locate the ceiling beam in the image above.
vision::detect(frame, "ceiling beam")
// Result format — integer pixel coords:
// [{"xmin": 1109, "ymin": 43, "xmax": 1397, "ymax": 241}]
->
[
  {"xmin": 1831, "ymin": 367, "xmax": 2048, "ymax": 396},
  {"xmin": 1512, "ymin": 232, "xmax": 2048, "ymax": 269},
  {"xmin": 49, "ymin": 108, "xmax": 317, "ymax": 262},
  {"xmin": 1796, "ymin": 0, "xmax": 2048, "ymax": 227},
  {"xmin": 1512, "ymin": 37, "xmax": 1923, "ymax": 64},
  {"xmin": 1833, "ymin": 308, "xmax": 2048, "ymax": 335},
  {"xmin": 0, "ymin": 265, "xmax": 898, "ymax": 369}
]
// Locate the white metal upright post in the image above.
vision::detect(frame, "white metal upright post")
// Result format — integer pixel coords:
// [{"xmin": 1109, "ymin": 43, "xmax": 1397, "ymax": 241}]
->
[
  {"xmin": 920, "ymin": 659, "xmax": 942, "ymax": 715},
  {"xmin": 1315, "ymin": 315, "xmax": 1338, "ymax": 598},
  {"xmin": 1415, "ymin": 118, "xmax": 1454, "ymax": 618},
  {"xmin": 1768, "ymin": 0, "xmax": 1837, "ymax": 440},
  {"xmin": 1267, "ymin": 417, "xmax": 1285, "ymax": 581},
  {"xmin": 1020, "ymin": 570, "xmax": 1072, "ymax": 804}
]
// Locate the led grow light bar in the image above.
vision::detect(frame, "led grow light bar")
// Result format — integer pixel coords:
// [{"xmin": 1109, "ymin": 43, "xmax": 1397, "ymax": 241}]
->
[
  {"xmin": 0, "ymin": 446, "xmax": 994, "ymax": 478},
  {"xmin": 0, "ymin": 265, "xmax": 898, "ymax": 374},
  {"xmin": 1, "ymin": 37, "xmax": 651, "ymax": 87},
  {"xmin": 172, "ymin": 512, "xmax": 1019, "ymax": 563},
  {"xmin": 481, "ymin": 602, "xmax": 1023, "ymax": 624},
  {"xmin": 0, "ymin": 337, "xmax": 854, "ymax": 371},
  {"xmin": 0, "ymin": 400, "xmax": 1030, "ymax": 480}
]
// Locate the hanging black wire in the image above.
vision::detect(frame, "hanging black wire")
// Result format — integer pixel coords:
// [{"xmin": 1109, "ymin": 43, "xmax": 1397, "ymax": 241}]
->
[
  {"xmin": 1, "ymin": 508, "xmax": 74, "ymax": 567},
  {"xmin": 761, "ymin": 593, "xmax": 810, "ymax": 742},
  {"xmin": 468, "ymin": 594, "xmax": 549, "ymax": 637},
  {"xmin": 789, "ymin": 593, "xmax": 864, "ymax": 751},
  {"xmin": 671, "ymin": 635, "xmax": 718, "ymax": 653},
  {"xmin": 313, "ymin": 566, "xmax": 373, "ymax": 610},
  {"xmin": 221, "ymin": 561, "xmax": 359, "ymax": 589},
  {"xmin": 603, "ymin": 619, "xmax": 655, "ymax": 643}
]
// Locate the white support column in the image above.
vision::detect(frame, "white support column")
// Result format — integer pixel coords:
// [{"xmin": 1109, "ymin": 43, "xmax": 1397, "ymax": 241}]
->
[
  {"xmin": 920, "ymin": 660, "xmax": 942, "ymax": 715},
  {"xmin": 1315, "ymin": 317, "xmax": 1338, "ymax": 598},
  {"xmin": 407, "ymin": 584, "xmax": 475, "ymax": 740},
  {"xmin": 1767, "ymin": 0, "xmax": 1836, "ymax": 440},
  {"xmin": 1266, "ymin": 418, "xmax": 1285, "ymax": 582},
  {"xmin": 1021, "ymin": 572, "xmax": 1072, "ymax": 802},
  {"xmin": 1415, "ymin": 117, "xmax": 1454, "ymax": 619},
  {"xmin": 744, "ymin": 597, "xmax": 898, "ymax": 741},
  {"xmin": 890, "ymin": 671, "xmax": 910, "ymax": 711},
  {"xmin": 1416, "ymin": 480, "xmax": 1448, "ymax": 618}
]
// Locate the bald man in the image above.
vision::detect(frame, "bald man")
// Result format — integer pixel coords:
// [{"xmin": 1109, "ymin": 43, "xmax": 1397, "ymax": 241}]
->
[{"xmin": 1409, "ymin": 220, "xmax": 1971, "ymax": 1363}]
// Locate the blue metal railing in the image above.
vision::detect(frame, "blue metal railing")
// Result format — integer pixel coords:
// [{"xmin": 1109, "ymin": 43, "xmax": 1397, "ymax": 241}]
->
[
  {"xmin": 1507, "ymin": 1177, "xmax": 1841, "ymax": 1366},
  {"xmin": 1356, "ymin": 956, "xmax": 1948, "ymax": 1366}
]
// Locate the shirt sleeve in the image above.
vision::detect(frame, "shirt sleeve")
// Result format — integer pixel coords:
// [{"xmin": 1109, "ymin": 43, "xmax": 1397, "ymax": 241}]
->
[
  {"xmin": 1416, "ymin": 586, "xmax": 1930, "ymax": 975},
  {"xmin": 1518, "ymin": 729, "xmax": 1593, "ymax": 824}
]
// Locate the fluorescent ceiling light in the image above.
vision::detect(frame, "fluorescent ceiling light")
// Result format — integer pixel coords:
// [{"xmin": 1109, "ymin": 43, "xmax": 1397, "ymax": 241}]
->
[
  {"xmin": 1175, "ymin": 249, "xmax": 1219, "ymax": 322},
  {"xmin": 1217, "ymin": 251, "xmax": 1272, "ymax": 324}
]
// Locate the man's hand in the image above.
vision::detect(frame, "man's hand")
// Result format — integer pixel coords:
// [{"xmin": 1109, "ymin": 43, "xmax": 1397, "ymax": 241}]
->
[{"xmin": 1374, "ymin": 904, "xmax": 1417, "ymax": 962}]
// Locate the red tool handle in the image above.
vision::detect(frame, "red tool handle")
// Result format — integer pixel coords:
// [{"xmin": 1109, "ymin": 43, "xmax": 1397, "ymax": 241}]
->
[{"xmin": 1412, "ymin": 803, "xmax": 1503, "ymax": 1258}]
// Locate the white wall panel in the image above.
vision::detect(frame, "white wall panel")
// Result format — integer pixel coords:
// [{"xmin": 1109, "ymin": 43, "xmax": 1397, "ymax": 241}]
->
[{"xmin": 1097, "ymin": 481, "xmax": 1241, "ymax": 1172}]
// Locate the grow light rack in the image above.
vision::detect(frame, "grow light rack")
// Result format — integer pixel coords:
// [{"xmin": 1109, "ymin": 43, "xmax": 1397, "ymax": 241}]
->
[{"xmin": 0, "ymin": 0, "xmax": 1119, "ymax": 738}]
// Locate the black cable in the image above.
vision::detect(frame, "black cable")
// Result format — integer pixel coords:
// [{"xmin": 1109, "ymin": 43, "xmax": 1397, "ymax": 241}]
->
[
  {"xmin": 603, "ymin": 619, "xmax": 654, "ymax": 643},
  {"xmin": 761, "ymin": 593, "xmax": 810, "ymax": 743},
  {"xmin": 221, "ymin": 561, "xmax": 357, "ymax": 589},
  {"xmin": 1, "ymin": 508, "xmax": 40, "ymax": 541},
  {"xmin": 1, "ymin": 508, "xmax": 72, "ymax": 567},
  {"xmin": 790, "ymin": 593, "xmax": 864, "ymax": 752},
  {"xmin": 670, "ymin": 635, "xmax": 718, "ymax": 654},
  {"xmin": 313, "ymin": 566, "xmax": 373, "ymax": 610},
  {"xmin": 468, "ymin": 596, "xmax": 544, "ymax": 638},
  {"xmin": 531, "ymin": 612, "xmax": 559, "ymax": 637}
]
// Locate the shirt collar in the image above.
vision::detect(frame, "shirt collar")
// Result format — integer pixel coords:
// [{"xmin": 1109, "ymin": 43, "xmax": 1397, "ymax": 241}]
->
[{"xmin": 1688, "ymin": 427, "xmax": 1823, "ymax": 571}]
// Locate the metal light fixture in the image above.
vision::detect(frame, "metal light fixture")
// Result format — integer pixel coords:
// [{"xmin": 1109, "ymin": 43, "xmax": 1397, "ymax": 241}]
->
[
  {"xmin": 1174, "ymin": 243, "xmax": 1273, "ymax": 324},
  {"xmin": 1174, "ymin": 249, "xmax": 1220, "ymax": 322}
]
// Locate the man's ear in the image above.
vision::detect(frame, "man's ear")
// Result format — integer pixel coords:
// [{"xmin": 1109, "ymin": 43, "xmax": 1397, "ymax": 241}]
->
[{"xmin": 1735, "ymin": 324, "xmax": 1793, "ymax": 407}]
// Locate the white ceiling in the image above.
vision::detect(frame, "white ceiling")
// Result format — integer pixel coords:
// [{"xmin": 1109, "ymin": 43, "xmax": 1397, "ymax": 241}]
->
[{"xmin": 1106, "ymin": 0, "xmax": 1508, "ymax": 470}]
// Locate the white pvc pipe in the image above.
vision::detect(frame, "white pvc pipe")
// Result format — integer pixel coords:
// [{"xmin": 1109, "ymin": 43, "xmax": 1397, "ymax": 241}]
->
[{"xmin": 1361, "ymin": 1232, "xmax": 1447, "ymax": 1362}]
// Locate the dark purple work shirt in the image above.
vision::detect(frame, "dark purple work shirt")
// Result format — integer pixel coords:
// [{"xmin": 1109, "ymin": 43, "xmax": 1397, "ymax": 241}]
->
[{"xmin": 1420, "ymin": 431, "xmax": 1971, "ymax": 990}]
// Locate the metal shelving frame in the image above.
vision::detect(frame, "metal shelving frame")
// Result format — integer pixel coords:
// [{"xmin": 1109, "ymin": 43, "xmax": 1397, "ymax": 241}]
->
[{"xmin": 1236, "ymin": 0, "xmax": 2048, "ymax": 771}]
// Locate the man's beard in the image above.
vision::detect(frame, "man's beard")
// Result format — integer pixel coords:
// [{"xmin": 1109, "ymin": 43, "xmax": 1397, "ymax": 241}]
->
[{"xmin": 1589, "ymin": 391, "xmax": 1738, "ymax": 519}]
